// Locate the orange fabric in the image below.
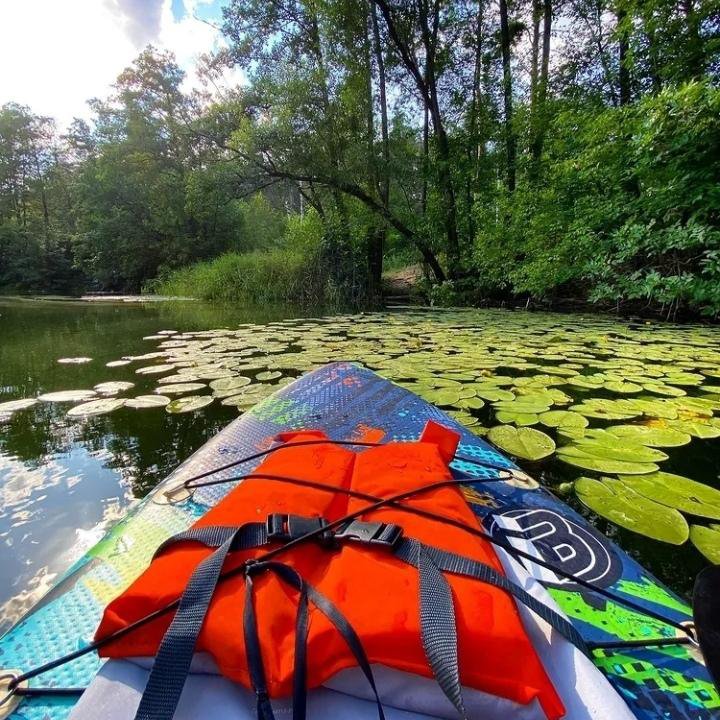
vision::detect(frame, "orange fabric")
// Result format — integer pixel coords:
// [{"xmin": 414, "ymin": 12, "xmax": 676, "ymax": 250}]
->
[{"xmin": 97, "ymin": 422, "xmax": 564, "ymax": 719}]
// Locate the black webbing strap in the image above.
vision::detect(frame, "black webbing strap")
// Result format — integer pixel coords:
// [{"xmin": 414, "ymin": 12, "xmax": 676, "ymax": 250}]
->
[
  {"xmin": 395, "ymin": 538, "xmax": 589, "ymax": 717},
  {"xmin": 152, "ymin": 523, "xmax": 268, "ymax": 559},
  {"xmin": 134, "ymin": 524, "xmax": 260, "ymax": 720},
  {"xmin": 398, "ymin": 537, "xmax": 588, "ymax": 652},
  {"xmin": 416, "ymin": 544, "xmax": 467, "ymax": 719},
  {"xmin": 134, "ymin": 524, "xmax": 386, "ymax": 720},
  {"xmin": 242, "ymin": 560, "xmax": 386, "ymax": 720}
]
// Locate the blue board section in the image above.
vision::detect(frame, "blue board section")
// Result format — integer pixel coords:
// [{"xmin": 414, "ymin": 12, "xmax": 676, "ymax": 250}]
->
[{"xmin": 0, "ymin": 362, "xmax": 717, "ymax": 719}]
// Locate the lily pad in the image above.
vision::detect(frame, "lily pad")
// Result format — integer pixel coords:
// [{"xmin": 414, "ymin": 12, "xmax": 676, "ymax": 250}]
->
[
  {"xmin": 606, "ymin": 424, "xmax": 691, "ymax": 447},
  {"xmin": 570, "ymin": 438, "xmax": 668, "ymax": 463},
  {"xmin": 623, "ymin": 472, "xmax": 720, "ymax": 520},
  {"xmin": 556, "ymin": 445, "xmax": 658, "ymax": 474},
  {"xmin": 155, "ymin": 383, "xmax": 207, "ymax": 395},
  {"xmin": 495, "ymin": 411, "xmax": 539, "ymax": 426},
  {"xmin": 125, "ymin": 395, "xmax": 171, "ymax": 409},
  {"xmin": 136, "ymin": 364, "xmax": 176, "ymax": 376},
  {"xmin": 604, "ymin": 381, "xmax": 642, "ymax": 394},
  {"xmin": 457, "ymin": 396, "xmax": 485, "ymax": 410},
  {"xmin": 487, "ymin": 426, "xmax": 555, "ymax": 461},
  {"xmin": 423, "ymin": 388, "xmax": 461, "ymax": 406},
  {"xmin": 0, "ymin": 398, "xmax": 38, "ymax": 413},
  {"xmin": 539, "ymin": 410, "xmax": 588, "ymax": 429},
  {"xmin": 94, "ymin": 381, "xmax": 135, "ymax": 396},
  {"xmin": 67, "ymin": 398, "xmax": 125, "ymax": 417},
  {"xmin": 38, "ymin": 389, "xmax": 97, "ymax": 403},
  {"xmin": 569, "ymin": 399, "xmax": 640, "ymax": 420},
  {"xmin": 209, "ymin": 376, "xmax": 252, "ymax": 393},
  {"xmin": 689, "ymin": 524, "xmax": 720, "ymax": 563},
  {"xmin": 474, "ymin": 386, "xmax": 515, "ymax": 402},
  {"xmin": 493, "ymin": 399, "xmax": 551, "ymax": 414},
  {"xmin": 667, "ymin": 419, "xmax": 720, "ymax": 439},
  {"xmin": 166, "ymin": 395, "xmax": 214, "ymax": 414},
  {"xmin": 575, "ymin": 477, "xmax": 688, "ymax": 544}
]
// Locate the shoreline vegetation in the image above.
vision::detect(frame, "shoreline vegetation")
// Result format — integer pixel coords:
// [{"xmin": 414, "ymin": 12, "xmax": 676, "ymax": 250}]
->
[{"xmin": 1, "ymin": 2, "xmax": 718, "ymax": 320}]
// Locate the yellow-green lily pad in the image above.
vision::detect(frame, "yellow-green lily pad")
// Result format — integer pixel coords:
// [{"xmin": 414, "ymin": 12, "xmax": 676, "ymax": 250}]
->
[
  {"xmin": 575, "ymin": 477, "xmax": 688, "ymax": 544},
  {"xmin": 623, "ymin": 472, "xmax": 720, "ymax": 520},
  {"xmin": 556, "ymin": 445, "xmax": 658, "ymax": 474},
  {"xmin": 689, "ymin": 524, "xmax": 720, "ymax": 563},
  {"xmin": 166, "ymin": 395, "xmax": 214, "ymax": 414},
  {"xmin": 539, "ymin": 410, "xmax": 588, "ymax": 429},
  {"xmin": 607, "ymin": 424, "xmax": 691, "ymax": 447},
  {"xmin": 487, "ymin": 426, "xmax": 555, "ymax": 461}
]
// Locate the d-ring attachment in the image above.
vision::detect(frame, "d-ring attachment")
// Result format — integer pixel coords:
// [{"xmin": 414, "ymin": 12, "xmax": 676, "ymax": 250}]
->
[
  {"xmin": 502, "ymin": 469, "xmax": 540, "ymax": 490},
  {"xmin": 0, "ymin": 670, "xmax": 27, "ymax": 720},
  {"xmin": 153, "ymin": 483, "xmax": 192, "ymax": 505}
]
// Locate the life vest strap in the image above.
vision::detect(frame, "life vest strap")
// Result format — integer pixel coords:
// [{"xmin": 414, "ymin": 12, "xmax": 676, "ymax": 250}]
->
[
  {"xmin": 152, "ymin": 516, "xmax": 405, "ymax": 561},
  {"xmin": 134, "ymin": 516, "xmax": 586, "ymax": 720}
]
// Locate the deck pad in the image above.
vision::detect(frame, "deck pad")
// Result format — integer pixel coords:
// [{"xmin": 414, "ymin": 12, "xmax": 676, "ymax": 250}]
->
[{"xmin": 0, "ymin": 362, "xmax": 717, "ymax": 719}]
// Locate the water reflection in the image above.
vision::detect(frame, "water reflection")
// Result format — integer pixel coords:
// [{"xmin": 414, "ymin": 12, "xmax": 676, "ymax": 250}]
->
[{"xmin": 0, "ymin": 297, "xmax": 299, "ymax": 631}]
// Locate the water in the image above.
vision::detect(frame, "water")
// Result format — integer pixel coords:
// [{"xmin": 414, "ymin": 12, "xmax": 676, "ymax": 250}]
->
[
  {"xmin": 0, "ymin": 297, "xmax": 717, "ymax": 633},
  {"xmin": 0, "ymin": 297, "xmax": 303, "ymax": 631}
]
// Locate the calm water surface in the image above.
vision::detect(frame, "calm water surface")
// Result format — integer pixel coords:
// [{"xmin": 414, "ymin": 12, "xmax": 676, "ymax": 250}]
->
[
  {"xmin": 0, "ymin": 297, "xmax": 305, "ymax": 631},
  {"xmin": 0, "ymin": 297, "xmax": 717, "ymax": 633}
]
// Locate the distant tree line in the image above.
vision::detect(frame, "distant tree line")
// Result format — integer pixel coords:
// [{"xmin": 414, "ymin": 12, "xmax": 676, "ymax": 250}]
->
[{"xmin": 1, "ymin": 0, "xmax": 718, "ymax": 314}]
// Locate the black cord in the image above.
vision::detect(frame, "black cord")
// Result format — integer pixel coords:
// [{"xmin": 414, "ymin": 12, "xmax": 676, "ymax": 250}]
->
[{"xmin": 7, "ymin": 441, "xmax": 694, "ymax": 699}]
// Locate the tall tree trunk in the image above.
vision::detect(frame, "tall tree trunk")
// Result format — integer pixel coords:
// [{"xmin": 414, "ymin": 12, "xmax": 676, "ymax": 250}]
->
[
  {"xmin": 369, "ymin": 0, "xmax": 390, "ymax": 298},
  {"xmin": 617, "ymin": 7, "xmax": 631, "ymax": 105},
  {"xmin": 418, "ymin": 0, "xmax": 460, "ymax": 277},
  {"xmin": 499, "ymin": 0, "xmax": 516, "ymax": 192},
  {"xmin": 421, "ymin": 104, "xmax": 429, "ymax": 215},
  {"xmin": 530, "ymin": 0, "xmax": 551, "ymax": 177},
  {"xmin": 467, "ymin": 0, "xmax": 484, "ymax": 237},
  {"xmin": 530, "ymin": 0, "xmax": 541, "ymax": 117},
  {"xmin": 375, "ymin": 0, "xmax": 459, "ymax": 278}
]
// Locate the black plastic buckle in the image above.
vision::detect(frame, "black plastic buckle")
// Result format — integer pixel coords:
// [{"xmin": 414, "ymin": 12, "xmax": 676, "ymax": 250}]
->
[
  {"xmin": 266, "ymin": 513, "xmax": 331, "ymax": 544},
  {"xmin": 333, "ymin": 520, "xmax": 403, "ymax": 548}
]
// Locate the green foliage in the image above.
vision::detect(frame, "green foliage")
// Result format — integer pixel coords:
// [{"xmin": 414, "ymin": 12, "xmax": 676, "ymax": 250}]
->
[
  {"xmin": 155, "ymin": 210, "xmax": 359, "ymax": 308},
  {"xmin": 474, "ymin": 82, "xmax": 720, "ymax": 315}
]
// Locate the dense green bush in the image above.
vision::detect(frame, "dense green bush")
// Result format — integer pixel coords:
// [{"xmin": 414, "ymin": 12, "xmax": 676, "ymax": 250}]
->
[
  {"xmin": 474, "ymin": 82, "xmax": 720, "ymax": 316},
  {"xmin": 154, "ymin": 209, "xmax": 366, "ymax": 309}
]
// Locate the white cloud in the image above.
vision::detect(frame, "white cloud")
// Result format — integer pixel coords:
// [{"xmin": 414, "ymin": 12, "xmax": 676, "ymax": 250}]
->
[{"xmin": 0, "ymin": 0, "xmax": 235, "ymax": 130}]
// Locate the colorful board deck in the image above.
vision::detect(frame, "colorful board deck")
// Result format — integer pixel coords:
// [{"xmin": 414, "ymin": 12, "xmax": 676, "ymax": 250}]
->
[{"xmin": 0, "ymin": 362, "xmax": 718, "ymax": 719}]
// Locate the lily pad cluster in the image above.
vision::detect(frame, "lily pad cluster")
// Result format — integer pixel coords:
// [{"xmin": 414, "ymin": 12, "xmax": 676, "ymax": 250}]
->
[{"xmin": 3, "ymin": 308, "xmax": 720, "ymax": 562}]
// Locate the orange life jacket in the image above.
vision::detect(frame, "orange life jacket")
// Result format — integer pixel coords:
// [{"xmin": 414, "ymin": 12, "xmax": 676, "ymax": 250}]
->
[{"xmin": 97, "ymin": 422, "xmax": 564, "ymax": 719}]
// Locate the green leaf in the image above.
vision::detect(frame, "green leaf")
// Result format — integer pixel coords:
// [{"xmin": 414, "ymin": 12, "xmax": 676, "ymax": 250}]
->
[
  {"xmin": 38, "ymin": 390, "xmax": 97, "ymax": 402},
  {"xmin": 689, "ymin": 524, "xmax": 720, "ymax": 563},
  {"xmin": 539, "ymin": 410, "xmax": 588, "ymax": 429},
  {"xmin": 166, "ymin": 395, "xmax": 214, "ymax": 414},
  {"xmin": 125, "ymin": 395, "xmax": 171, "ymax": 409},
  {"xmin": 423, "ymin": 388, "xmax": 461, "ymax": 406},
  {"xmin": 0, "ymin": 398, "xmax": 38, "ymax": 413},
  {"xmin": 667, "ymin": 419, "xmax": 720, "ymax": 439},
  {"xmin": 556, "ymin": 445, "xmax": 658, "ymax": 474},
  {"xmin": 607, "ymin": 424, "xmax": 691, "ymax": 447},
  {"xmin": 623, "ymin": 472, "xmax": 720, "ymax": 520},
  {"xmin": 575, "ymin": 477, "xmax": 689, "ymax": 544},
  {"xmin": 67, "ymin": 398, "xmax": 125, "ymax": 417},
  {"xmin": 495, "ymin": 411, "xmax": 540, "ymax": 426},
  {"xmin": 493, "ymin": 399, "xmax": 551, "ymax": 414},
  {"xmin": 571, "ymin": 438, "xmax": 668, "ymax": 463},
  {"xmin": 569, "ymin": 398, "xmax": 640, "ymax": 420},
  {"xmin": 487, "ymin": 426, "xmax": 555, "ymax": 461}
]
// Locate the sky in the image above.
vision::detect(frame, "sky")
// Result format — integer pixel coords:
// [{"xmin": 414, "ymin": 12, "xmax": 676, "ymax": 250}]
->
[{"xmin": 0, "ymin": 0, "xmax": 235, "ymax": 129}]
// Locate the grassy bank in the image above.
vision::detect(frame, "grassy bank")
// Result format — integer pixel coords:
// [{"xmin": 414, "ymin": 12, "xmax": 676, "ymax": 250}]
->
[{"xmin": 153, "ymin": 250, "xmax": 313, "ymax": 304}]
